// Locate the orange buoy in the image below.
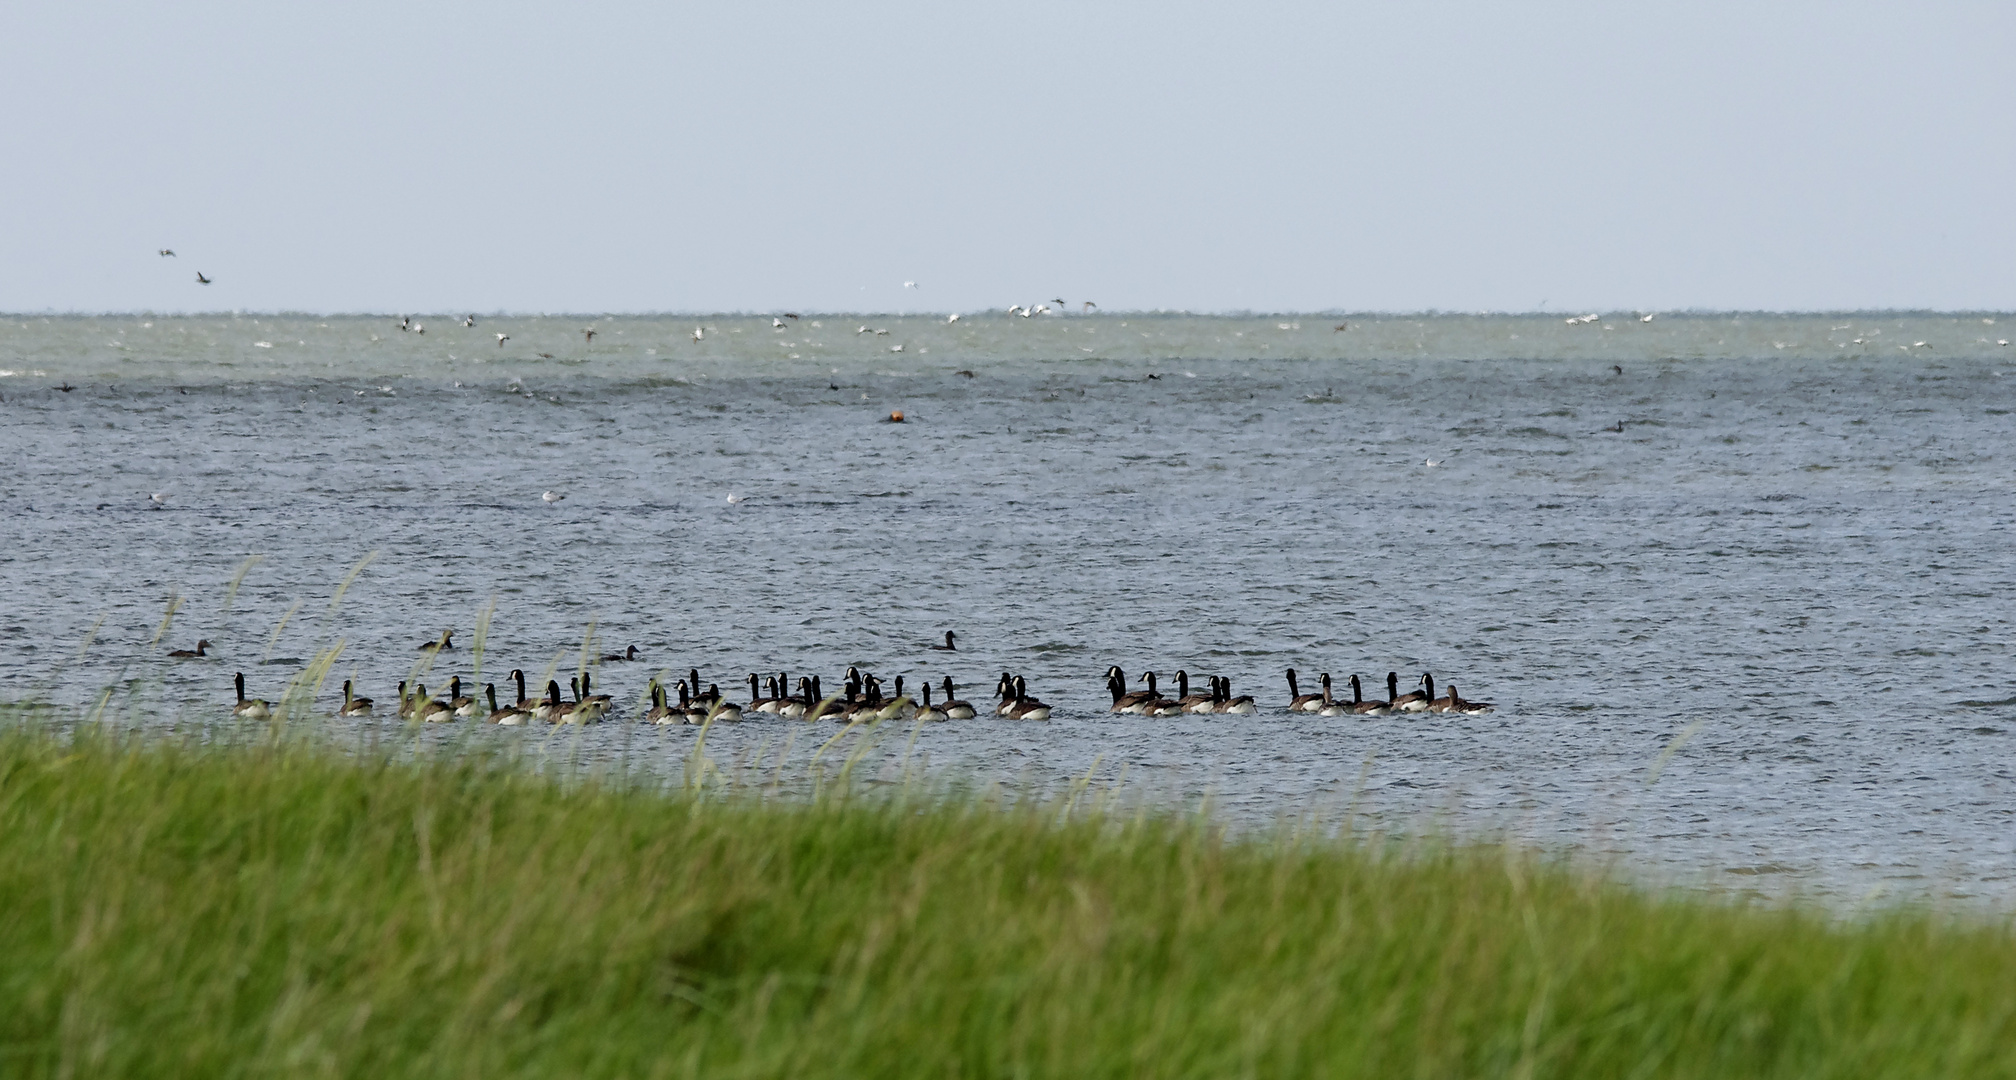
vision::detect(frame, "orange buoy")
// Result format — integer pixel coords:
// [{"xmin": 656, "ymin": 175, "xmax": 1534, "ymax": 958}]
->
[{"xmin": 888, "ymin": 410, "xmax": 905, "ymax": 423}]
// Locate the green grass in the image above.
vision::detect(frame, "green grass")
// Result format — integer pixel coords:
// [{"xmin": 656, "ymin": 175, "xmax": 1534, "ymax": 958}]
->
[{"xmin": 0, "ymin": 720, "xmax": 2012, "ymax": 1079}]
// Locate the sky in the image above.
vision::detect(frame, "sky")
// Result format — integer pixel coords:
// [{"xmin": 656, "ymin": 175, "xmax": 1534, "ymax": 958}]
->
[{"xmin": 3, "ymin": 1, "xmax": 2012, "ymax": 314}]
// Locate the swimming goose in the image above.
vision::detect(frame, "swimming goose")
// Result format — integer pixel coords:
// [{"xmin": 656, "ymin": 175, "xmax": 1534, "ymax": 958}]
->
[
  {"xmin": 1105, "ymin": 667, "xmax": 1160, "ymax": 714},
  {"xmin": 1175, "ymin": 670, "xmax": 1217, "ymax": 714},
  {"xmin": 1348, "ymin": 674, "xmax": 1388, "ymax": 715},
  {"xmin": 169, "ymin": 639, "xmax": 212, "ymax": 659},
  {"xmin": 1285, "ymin": 669, "xmax": 1325, "ymax": 713},
  {"xmin": 418, "ymin": 629, "xmax": 454, "ymax": 652},
  {"xmin": 449, "ymin": 676, "xmax": 479, "ymax": 718},
  {"xmin": 807, "ymin": 674, "xmax": 849, "ymax": 722},
  {"xmin": 994, "ymin": 672, "xmax": 1017, "ymax": 716},
  {"xmin": 1006, "ymin": 676, "xmax": 1051, "ymax": 720},
  {"xmin": 484, "ymin": 683, "xmax": 530, "ymax": 725},
  {"xmin": 940, "ymin": 677, "xmax": 977, "ymax": 719},
  {"xmin": 702, "ymin": 683, "xmax": 742, "ymax": 722},
  {"xmin": 580, "ymin": 671, "xmax": 614, "ymax": 720},
  {"xmin": 1391, "ymin": 672, "xmax": 1430, "ymax": 713},
  {"xmin": 413, "ymin": 683, "xmax": 453, "ymax": 722},
  {"xmin": 1443, "ymin": 682, "xmax": 1494, "ymax": 714},
  {"xmin": 530, "ymin": 681, "xmax": 566, "ymax": 722},
  {"xmin": 1317, "ymin": 673, "xmax": 1353, "ymax": 716},
  {"xmin": 778, "ymin": 676, "xmax": 810, "ymax": 718},
  {"xmin": 1214, "ymin": 676, "xmax": 1258, "ymax": 715},
  {"xmin": 1424, "ymin": 674, "xmax": 1459, "ymax": 714},
  {"xmin": 916, "ymin": 682, "xmax": 949, "ymax": 722},
  {"xmin": 930, "ymin": 631, "xmax": 958, "ymax": 651},
  {"xmin": 232, "ymin": 672, "xmax": 272, "ymax": 719},
  {"xmin": 687, "ymin": 670, "xmax": 718, "ymax": 707},
  {"xmin": 506, "ymin": 669, "xmax": 530, "ymax": 711},
  {"xmin": 748, "ymin": 673, "xmax": 783, "ymax": 713},
  {"xmin": 598, "ymin": 645, "xmax": 640, "ymax": 662},
  {"xmin": 1140, "ymin": 671, "xmax": 1184, "ymax": 717},
  {"xmin": 396, "ymin": 681, "xmax": 415, "ymax": 719},
  {"xmin": 339, "ymin": 679, "xmax": 373, "ymax": 716},
  {"xmin": 645, "ymin": 682, "xmax": 679, "ymax": 725}
]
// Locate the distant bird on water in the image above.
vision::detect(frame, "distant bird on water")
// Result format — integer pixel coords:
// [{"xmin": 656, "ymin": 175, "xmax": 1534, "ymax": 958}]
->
[
  {"xmin": 158, "ymin": 249, "xmax": 175, "ymax": 257},
  {"xmin": 463, "ymin": 315, "xmax": 475, "ymax": 327},
  {"xmin": 541, "ymin": 490, "xmax": 565, "ymax": 504},
  {"xmin": 692, "ymin": 327, "xmax": 704, "ymax": 341},
  {"xmin": 930, "ymin": 631, "xmax": 957, "ymax": 651},
  {"xmin": 195, "ymin": 272, "xmax": 212, "ymax": 285},
  {"xmin": 584, "ymin": 329, "xmax": 596, "ymax": 343},
  {"xmin": 1604, "ymin": 420, "xmax": 1624, "ymax": 433},
  {"xmin": 168, "ymin": 639, "xmax": 211, "ymax": 658},
  {"xmin": 1612, "ymin": 364, "xmax": 1623, "ymax": 376},
  {"xmin": 495, "ymin": 333, "xmax": 510, "ymax": 346},
  {"xmin": 149, "ymin": 492, "xmax": 168, "ymax": 507},
  {"xmin": 419, "ymin": 629, "xmax": 454, "ymax": 652}
]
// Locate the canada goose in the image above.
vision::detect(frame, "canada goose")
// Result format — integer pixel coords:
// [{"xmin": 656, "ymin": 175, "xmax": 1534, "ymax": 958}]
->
[
  {"xmin": 703, "ymin": 684, "xmax": 742, "ymax": 723},
  {"xmin": 449, "ymin": 676, "xmax": 478, "ymax": 718},
  {"xmin": 746, "ymin": 673, "xmax": 781, "ymax": 713},
  {"xmin": 940, "ymin": 677, "xmax": 976, "ymax": 719},
  {"xmin": 1137, "ymin": 671, "xmax": 1183, "ymax": 717},
  {"xmin": 1348, "ymin": 675, "xmax": 1388, "ymax": 715},
  {"xmin": 645, "ymin": 683, "xmax": 679, "ymax": 724},
  {"xmin": 1424, "ymin": 674, "xmax": 1458, "ymax": 714},
  {"xmin": 1214, "ymin": 676, "xmax": 1258, "ymax": 715},
  {"xmin": 418, "ymin": 629, "xmax": 454, "ymax": 652},
  {"xmin": 339, "ymin": 679, "xmax": 373, "ymax": 716},
  {"xmin": 169, "ymin": 639, "xmax": 212, "ymax": 659},
  {"xmin": 1285, "ymin": 669, "xmax": 1325, "ymax": 713},
  {"xmin": 1317, "ymin": 673, "xmax": 1353, "ymax": 716},
  {"xmin": 1390, "ymin": 672, "xmax": 1429, "ymax": 713},
  {"xmin": 506, "ymin": 669, "xmax": 530, "ymax": 710},
  {"xmin": 778, "ymin": 676, "xmax": 810, "ymax": 718},
  {"xmin": 413, "ymin": 683, "xmax": 453, "ymax": 722},
  {"xmin": 873, "ymin": 675, "xmax": 917, "ymax": 721},
  {"xmin": 484, "ymin": 683, "xmax": 529, "ymax": 725},
  {"xmin": 1007, "ymin": 676, "xmax": 1051, "ymax": 721},
  {"xmin": 396, "ymin": 681, "xmax": 415, "ymax": 719},
  {"xmin": 1175, "ymin": 670, "xmax": 1216, "ymax": 714},
  {"xmin": 530, "ymin": 681, "xmax": 566, "ymax": 722},
  {"xmin": 599, "ymin": 645, "xmax": 639, "ymax": 662},
  {"xmin": 580, "ymin": 671, "xmax": 614, "ymax": 720},
  {"xmin": 994, "ymin": 672, "xmax": 1017, "ymax": 716},
  {"xmin": 1445, "ymin": 682, "xmax": 1495, "ymax": 714},
  {"xmin": 806, "ymin": 676, "xmax": 849, "ymax": 722},
  {"xmin": 930, "ymin": 631, "xmax": 958, "ymax": 651},
  {"xmin": 232, "ymin": 672, "xmax": 271, "ymax": 719},
  {"xmin": 1106, "ymin": 667, "xmax": 1159, "ymax": 714},
  {"xmin": 916, "ymin": 682, "xmax": 948, "ymax": 722}
]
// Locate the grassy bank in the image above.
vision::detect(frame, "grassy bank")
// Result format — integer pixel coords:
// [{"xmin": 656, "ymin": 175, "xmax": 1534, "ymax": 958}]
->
[{"xmin": 0, "ymin": 723, "xmax": 2011, "ymax": 1079}]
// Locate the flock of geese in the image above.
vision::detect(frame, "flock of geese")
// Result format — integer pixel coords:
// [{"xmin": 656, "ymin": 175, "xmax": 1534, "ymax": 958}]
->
[{"xmin": 217, "ymin": 628, "xmax": 1492, "ymax": 723}]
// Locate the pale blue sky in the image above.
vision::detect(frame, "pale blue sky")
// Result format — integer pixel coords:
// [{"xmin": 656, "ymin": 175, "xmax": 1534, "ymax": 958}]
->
[{"xmin": 4, "ymin": 1, "xmax": 2011, "ymax": 313}]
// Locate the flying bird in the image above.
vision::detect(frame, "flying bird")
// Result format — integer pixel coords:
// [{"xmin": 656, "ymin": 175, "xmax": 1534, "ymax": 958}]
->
[
  {"xmin": 463, "ymin": 315, "xmax": 475, "ymax": 327},
  {"xmin": 947, "ymin": 313, "xmax": 960, "ymax": 323},
  {"xmin": 692, "ymin": 327, "xmax": 704, "ymax": 341},
  {"xmin": 1082, "ymin": 301, "xmax": 1097, "ymax": 311},
  {"xmin": 903, "ymin": 281, "xmax": 918, "ymax": 289},
  {"xmin": 495, "ymin": 333, "xmax": 510, "ymax": 346},
  {"xmin": 195, "ymin": 272, "xmax": 211, "ymax": 285},
  {"xmin": 158, "ymin": 249, "xmax": 175, "ymax": 257},
  {"xmin": 773, "ymin": 318, "xmax": 786, "ymax": 328},
  {"xmin": 584, "ymin": 329, "xmax": 596, "ymax": 342}
]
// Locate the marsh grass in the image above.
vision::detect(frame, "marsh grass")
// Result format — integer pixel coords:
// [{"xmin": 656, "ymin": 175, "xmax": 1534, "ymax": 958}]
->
[{"xmin": 0, "ymin": 716, "xmax": 2012, "ymax": 1079}]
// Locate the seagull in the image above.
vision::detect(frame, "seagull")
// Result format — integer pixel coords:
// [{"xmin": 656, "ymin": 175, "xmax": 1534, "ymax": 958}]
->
[
  {"xmin": 1007, "ymin": 305, "xmax": 1024, "ymax": 316},
  {"xmin": 903, "ymin": 281, "xmax": 918, "ymax": 289},
  {"xmin": 149, "ymin": 492, "xmax": 168, "ymax": 507},
  {"xmin": 1082, "ymin": 301, "xmax": 1097, "ymax": 311},
  {"xmin": 495, "ymin": 333, "xmax": 510, "ymax": 346},
  {"xmin": 541, "ymin": 491, "xmax": 565, "ymax": 504},
  {"xmin": 692, "ymin": 327, "xmax": 704, "ymax": 341},
  {"xmin": 857, "ymin": 326, "xmax": 872, "ymax": 334},
  {"xmin": 463, "ymin": 315, "xmax": 475, "ymax": 327},
  {"xmin": 158, "ymin": 249, "xmax": 175, "ymax": 257},
  {"xmin": 195, "ymin": 272, "xmax": 211, "ymax": 285},
  {"xmin": 1425, "ymin": 458, "xmax": 1442, "ymax": 468},
  {"xmin": 725, "ymin": 493, "xmax": 746, "ymax": 505},
  {"xmin": 1640, "ymin": 313, "xmax": 1655, "ymax": 322},
  {"xmin": 414, "ymin": 323, "xmax": 424, "ymax": 334},
  {"xmin": 773, "ymin": 318, "xmax": 786, "ymax": 329},
  {"xmin": 584, "ymin": 329, "xmax": 596, "ymax": 343},
  {"xmin": 947, "ymin": 313, "xmax": 961, "ymax": 324}
]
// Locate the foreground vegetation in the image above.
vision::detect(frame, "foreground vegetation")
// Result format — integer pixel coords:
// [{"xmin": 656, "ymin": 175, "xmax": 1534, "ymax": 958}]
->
[{"xmin": 0, "ymin": 722, "xmax": 2011, "ymax": 1079}]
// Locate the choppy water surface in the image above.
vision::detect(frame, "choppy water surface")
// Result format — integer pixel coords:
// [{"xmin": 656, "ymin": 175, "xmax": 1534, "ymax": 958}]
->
[{"xmin": 4, "ymin": 312, "xmax": 2014, "ymax": 904}]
